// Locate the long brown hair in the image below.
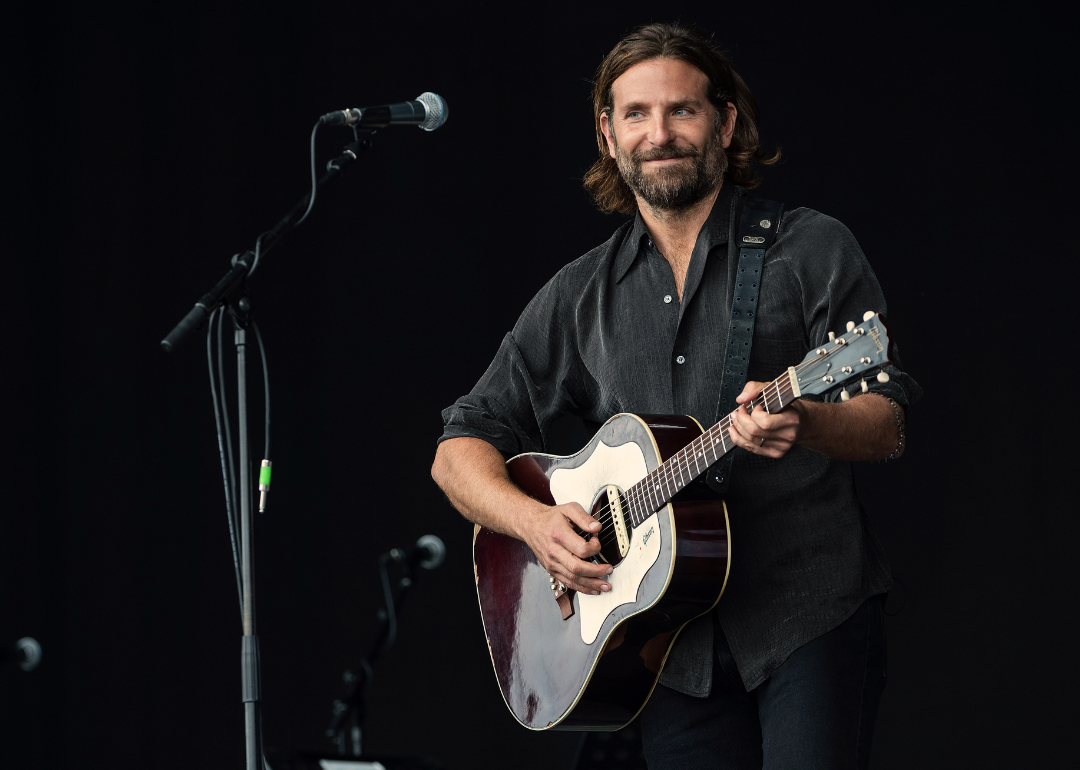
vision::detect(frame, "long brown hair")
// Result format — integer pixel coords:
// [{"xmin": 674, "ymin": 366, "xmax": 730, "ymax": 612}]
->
[{"xmin": 583, "ymin": 22, "xmax": 781, "ymax": 214}]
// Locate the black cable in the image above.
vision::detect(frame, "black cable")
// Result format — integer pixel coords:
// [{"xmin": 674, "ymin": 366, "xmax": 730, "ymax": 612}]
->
[
  {"xmin": 217, "ymin": 309, "xmax": 242, "ymax": 619},
  {"xmin": 207, "ymin": 310, "xmax": 243, "ymax": 613},
  {"xmin": 378, "ymin": 554, "xmax": 398, "ymax": 654},
  {"xmin": 251, "ymin": 321, "xmax": 270, "ymax": 459},
  {"xmin": 247, "ymin": 231, "xmax": 272, "ymax": 278},
  {"xmin": 293, "ymin": 121, "xmax": 321, "ymax": 227}
]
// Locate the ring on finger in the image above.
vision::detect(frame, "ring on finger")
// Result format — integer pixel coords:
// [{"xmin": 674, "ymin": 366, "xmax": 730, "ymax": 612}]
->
[{"xmin": 759, "ymin": 436, "xmax": 766, "ymax": 447}]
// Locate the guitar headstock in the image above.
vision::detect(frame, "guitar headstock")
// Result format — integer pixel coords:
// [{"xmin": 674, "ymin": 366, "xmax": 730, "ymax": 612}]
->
[{"xmin": 792, "ymin": 312, "xmax": 893, "ymax": 400}]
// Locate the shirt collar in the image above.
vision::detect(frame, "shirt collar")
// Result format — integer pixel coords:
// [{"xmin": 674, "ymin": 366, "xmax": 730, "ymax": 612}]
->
[{"xmin": 613, "ymin": 183, "xmax": 736, "ymax": 283}]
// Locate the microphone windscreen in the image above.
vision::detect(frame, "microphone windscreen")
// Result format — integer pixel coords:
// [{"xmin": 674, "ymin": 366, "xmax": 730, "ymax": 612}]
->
[
  {"xmin": 416, "ymin": 92, "xmax": 448, "ymax": 132},
  {"xmin": 415, "ymin": 534, "xmax": 446, "ymax": 569}
]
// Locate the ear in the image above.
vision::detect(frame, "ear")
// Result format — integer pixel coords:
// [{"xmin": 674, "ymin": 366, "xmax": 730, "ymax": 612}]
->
[
  {"xmin": 599, "ymin": 112, "xmax": 617, "ymax": 159},
  {"xmin": 719, "ymin": 102, "xmax": 737, "ymax": 150}
]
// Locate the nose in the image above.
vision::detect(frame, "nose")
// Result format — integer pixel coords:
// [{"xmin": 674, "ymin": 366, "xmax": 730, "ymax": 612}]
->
[{"xmin": 646, "ymin": 113, "xmax": 673, "ymax": 147}]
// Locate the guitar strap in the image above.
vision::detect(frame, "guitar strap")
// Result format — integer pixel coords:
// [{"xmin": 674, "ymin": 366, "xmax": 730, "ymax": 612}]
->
[{"xmin": 705, "ymin": 195, "xmax": 785, "ymax": 495}]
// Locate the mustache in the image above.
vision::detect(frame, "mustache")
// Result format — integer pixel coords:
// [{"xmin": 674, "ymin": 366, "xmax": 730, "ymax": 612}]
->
[{"xmin": 632, "ymin": 145, "xmax": 701, "ymax": 162}]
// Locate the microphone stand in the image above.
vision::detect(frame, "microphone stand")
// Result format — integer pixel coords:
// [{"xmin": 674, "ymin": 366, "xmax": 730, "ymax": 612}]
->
[
  {"xmin": 162, "ymin": 128, "xmax": 372, "ymax": 770},
  {"xmin": 161, "ymin": 131, "xmax": 372, "ymax": 353},
  {"xmin": 327, "ymin": 550, "xmax": 419, "ymax": 757}
]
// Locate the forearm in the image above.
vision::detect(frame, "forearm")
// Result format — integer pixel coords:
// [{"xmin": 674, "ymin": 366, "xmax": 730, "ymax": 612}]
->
[
  {"xmin": 431, "ymin": 436, "xmax": 545, "ymax": 540},
  {"xmin": 432, "ymin": 436, "xmax": 614, "ymax": 594},
  {"xmin": 794, "ymin": 393, "xmax": 903, "ymax": 461}
]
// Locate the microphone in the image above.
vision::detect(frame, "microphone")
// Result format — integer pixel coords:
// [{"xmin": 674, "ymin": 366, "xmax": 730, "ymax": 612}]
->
[
  {"xmin": 1, "ymin": 637, "xmax": 42, "ymax": 672},
  {"xmin": 388, "ymin": 534, "xmax": 446, "ymax": 570},
  {"xmin": 320, "ymin": 92, "xmax": 448, "ymax": 131}
]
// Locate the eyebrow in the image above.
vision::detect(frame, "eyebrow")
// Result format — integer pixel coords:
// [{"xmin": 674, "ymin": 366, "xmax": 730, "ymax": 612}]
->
[{"xmin": 619, "ymin": 97, "xmax": 708, "ymax": 113}]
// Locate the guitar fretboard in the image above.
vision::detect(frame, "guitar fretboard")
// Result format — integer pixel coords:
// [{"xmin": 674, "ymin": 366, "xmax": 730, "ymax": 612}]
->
[{"xmin": 623, "ymin": 370, "xmax": 799, "ymax": 527}]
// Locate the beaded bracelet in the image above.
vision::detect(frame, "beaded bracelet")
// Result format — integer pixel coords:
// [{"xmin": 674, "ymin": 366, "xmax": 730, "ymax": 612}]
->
[
  {"xmin": 878, "ymin": 395, "xmax": 906, "ymax": 460},
  {"xmin": 853, "ymin": 392, "xmax": 906, "ymax": 460}
]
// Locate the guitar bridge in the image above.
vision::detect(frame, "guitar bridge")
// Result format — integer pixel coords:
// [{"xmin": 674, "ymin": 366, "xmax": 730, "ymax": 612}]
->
[{"xmin": 548, "ymin": 573, "xmax": 574, "ymax": 620}]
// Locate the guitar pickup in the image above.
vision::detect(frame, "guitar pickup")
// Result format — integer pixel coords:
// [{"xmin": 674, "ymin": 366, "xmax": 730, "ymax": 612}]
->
[{"xmin": 606, "ymin": 485, "xmax": 630, "ymax": 558}]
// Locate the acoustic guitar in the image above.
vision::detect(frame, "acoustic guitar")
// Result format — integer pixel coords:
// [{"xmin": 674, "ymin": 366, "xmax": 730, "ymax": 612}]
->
[{"xmin": 473, "ymin": 312, "xmax": 894, "ymax": 731}]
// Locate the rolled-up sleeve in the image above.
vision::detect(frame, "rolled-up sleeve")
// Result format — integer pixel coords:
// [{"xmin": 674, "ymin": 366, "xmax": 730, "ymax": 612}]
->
[
  {"xmin": 439, "ymin": 271, "xmax": 583, "ymax": 458},
  {"xmin": 777, "ymin": 209, "xmax": 923, "ymax": 411}
]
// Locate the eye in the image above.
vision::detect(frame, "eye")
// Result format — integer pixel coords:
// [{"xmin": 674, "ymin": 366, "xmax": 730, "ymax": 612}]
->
[
  {"xmin": 627, "ymin": 110, "xmax": 644, "ymax": 119},
  {"xmin": 673, "ymin": 108, "xmax": 691, "ymax": 116}
]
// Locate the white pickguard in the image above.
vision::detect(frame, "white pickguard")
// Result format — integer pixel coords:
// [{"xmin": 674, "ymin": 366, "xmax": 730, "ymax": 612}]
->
[{"xmin": 549, "ymin": 440, "xmax": 663, "ymax": 645}]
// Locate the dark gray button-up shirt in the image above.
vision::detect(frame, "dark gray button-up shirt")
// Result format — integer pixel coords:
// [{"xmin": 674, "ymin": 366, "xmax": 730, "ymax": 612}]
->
[{"xmin": 440, "ymin": 184, "xmax": 922, "ymax": 692}]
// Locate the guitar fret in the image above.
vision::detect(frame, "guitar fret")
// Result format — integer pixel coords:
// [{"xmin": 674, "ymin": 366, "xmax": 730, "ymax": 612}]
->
[
  {"xmin": 623, "ymin": 370, "xmax": 802, "ymax": 530},
  {"xmin": 614, "ymin": 332, "xmax": 891, "ymax": 536}
]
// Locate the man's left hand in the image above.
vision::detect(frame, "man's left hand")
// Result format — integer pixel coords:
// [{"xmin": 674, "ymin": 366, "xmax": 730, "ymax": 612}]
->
[{"xmin": 727, "ymin": 380, "xmax": 806, "ymax": 459}]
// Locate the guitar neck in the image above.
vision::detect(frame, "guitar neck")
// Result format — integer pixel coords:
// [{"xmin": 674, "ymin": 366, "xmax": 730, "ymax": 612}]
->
[{"xmin": 623, "ymin": 368, "xmax": 800, "ymax": 527}]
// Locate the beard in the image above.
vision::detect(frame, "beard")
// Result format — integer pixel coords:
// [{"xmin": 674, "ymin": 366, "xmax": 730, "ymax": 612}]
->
[{"xmin": 614, "ymin": 128, "xmax": 728, "ymax": 213}]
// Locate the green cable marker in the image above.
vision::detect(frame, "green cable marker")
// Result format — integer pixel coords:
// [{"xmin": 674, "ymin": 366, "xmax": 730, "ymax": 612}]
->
[{"xmin": 258, "ymin": 460, "xmax": 272, "ymax": 513}]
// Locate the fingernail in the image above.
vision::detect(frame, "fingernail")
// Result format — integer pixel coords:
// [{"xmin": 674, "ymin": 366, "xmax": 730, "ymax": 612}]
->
[
  {"xmin": 601, "ymin": 584, "xmax": 611, "ymax": 592},
  {"xmin": 589, "ymin": 522, "xmax": 600, "ymax": 530},
  {"xmin": 606, "ymin": 567, "xmax": 613, "ymax": 575}
]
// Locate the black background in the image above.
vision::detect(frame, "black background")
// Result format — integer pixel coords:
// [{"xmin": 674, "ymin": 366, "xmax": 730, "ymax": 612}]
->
[{"xmin": 2, "ymin": 2, "xmax": 1075, "ymax": 768}]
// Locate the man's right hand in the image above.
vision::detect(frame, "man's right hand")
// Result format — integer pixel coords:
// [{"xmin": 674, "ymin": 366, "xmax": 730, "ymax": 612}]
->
[
  {"xmin": 519, "ymin": 502, "xmax": 613, "ymax": 596},
  {"xmin": 432, "ymin": 437, "xmax": 614, "ymax": 594}
]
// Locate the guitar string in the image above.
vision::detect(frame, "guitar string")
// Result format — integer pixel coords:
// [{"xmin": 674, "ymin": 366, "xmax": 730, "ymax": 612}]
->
[
  {"xmin": 591, "ymin": 390, "xmax": 784, "ymax": 545},
  {"xmin": 570, "ymin": 335, "xmax": 883, "ymax": 549},
  {"xmin": 621, "ymin": 377, "xmax": 795, "ymax": 520},
  {"xmin": 589, "ymin": 386, "xmax": 792, "ymax": 546},
  {"xmin": 635, "ymin": 332, "xmax": 879, "ymax": 508},
  {"xmin": 563, "ymin": 344, "xmax": 882, "ymax": 562},
  {"xmin": 628, "ymin": 333, "xmax": 881, "ymax": 519}
]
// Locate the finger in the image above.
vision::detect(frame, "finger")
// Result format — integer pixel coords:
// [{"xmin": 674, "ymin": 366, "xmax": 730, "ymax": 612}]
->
[
  {"xmin": 729, "ymin": 410, "xmax": 772, "ymax": 454},
  {"xmin": 563, "ymin": 544, "xmax": 612, "ymax": 579},
  {"xmin": 560, "ymin": 501, "xmax": 601, "ymax": 534},
  {"xmin": 749, "ymin": 409, "xmax": 790, "ymax": 432},
  {"xmin": 552, "ymin": 555, "xmax": 612, "ymax": 594},
  {"xmin": 556, "ymin": 527, "xmax": 603, "ymax": 559},
  {"xmin": 555, "ymin": 568, "xmax": 611, "ymax": 595},
  {"xmin": 545, "ymin": 537, "xmax": 612, "ymax": 580},
  {"xmin": 727, "ymin": 411, "xmax": 748, "ymax": 446},
  {"xmin": 730, "ymin": 406, "xmax": 761, "ymax": 446},
  {"xmin": 735, "ymin": 380, "xmax": 767, "ymax": 405},
  {"xmin": 740, "ymin": 429, "xmax": 792, "ymax": 459},
  {"xmin": 558, "ymin": 574, "xmax": 610, "ymax": 595}
]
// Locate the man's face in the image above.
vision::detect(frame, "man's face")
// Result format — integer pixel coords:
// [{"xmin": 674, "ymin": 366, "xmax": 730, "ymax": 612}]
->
[{"xmin": 600, "ymin": 58, "xmax": 734, "ymax": 212}]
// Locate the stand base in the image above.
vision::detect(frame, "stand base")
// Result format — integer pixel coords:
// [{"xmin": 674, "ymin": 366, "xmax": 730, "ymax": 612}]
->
[{"xmin": 264, "ymin": 748, "xmax": 443, "ymax": 770}]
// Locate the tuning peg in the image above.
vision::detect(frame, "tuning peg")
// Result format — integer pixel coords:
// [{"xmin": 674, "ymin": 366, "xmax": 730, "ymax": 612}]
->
[
  {"xmin": 846, "ymin": 321, "xmax": 855, "ymax": 332},
  {"xmin": 877, "ymin": 371, "xmax": 890, "ymax": 383},
  {"xmin": 828, "ymin": 331, "xmax": 836, "ymax": 341},
  {"xmin": 863, "ymin": 311, "xmax": 875, "ymax": 321},
  {"xmin": 840, "ymin": 389, "xmax": 851, "ymax": 402},
  {"xmin": 860, "ymin": 378, "xmax": 869, "ymax": 393}
]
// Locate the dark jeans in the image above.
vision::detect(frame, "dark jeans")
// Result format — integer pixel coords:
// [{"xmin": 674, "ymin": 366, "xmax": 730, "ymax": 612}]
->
[{"xmin": 639, "ymin": 597, "xmax": 886, "ymax": 770}]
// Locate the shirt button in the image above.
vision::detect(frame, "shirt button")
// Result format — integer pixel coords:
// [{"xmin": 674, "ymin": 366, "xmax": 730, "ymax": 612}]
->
[
  {"xmin": 676, "ymin": 355, "xmax": 686, "ymax": 365},
  {"xmin": 663, "ymin": 294, "xmax": 672, "ymax": 304}
]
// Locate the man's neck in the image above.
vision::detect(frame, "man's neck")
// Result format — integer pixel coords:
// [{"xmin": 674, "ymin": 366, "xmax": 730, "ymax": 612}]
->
[{"xmin": 638, "ymin": 183, "xmax": 722, "ymax": 301}]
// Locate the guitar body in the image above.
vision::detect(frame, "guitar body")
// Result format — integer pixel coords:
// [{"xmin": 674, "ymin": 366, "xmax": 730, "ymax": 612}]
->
[
  {"xmin": 473, "ymin": 413, "xmax": 731, "ymax": 731},
  {"xmin": 471, "ymin": 312, "xmax": 895, "ymax": 732}
]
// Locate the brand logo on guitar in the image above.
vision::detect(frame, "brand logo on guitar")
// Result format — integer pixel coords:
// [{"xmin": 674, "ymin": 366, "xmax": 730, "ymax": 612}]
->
[
  {"xmin": 642, "ymin": 526, "xmax": 655, "ymax": 547},
  {"xmin": 869, "ymin": 324, "xmax": 884, "ymax": 353}
]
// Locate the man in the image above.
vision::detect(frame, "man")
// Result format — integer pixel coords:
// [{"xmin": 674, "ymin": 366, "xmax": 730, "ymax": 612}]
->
[{"xmin": 432, "ymin": 22, "xmax": 920, "ymax": 770}]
